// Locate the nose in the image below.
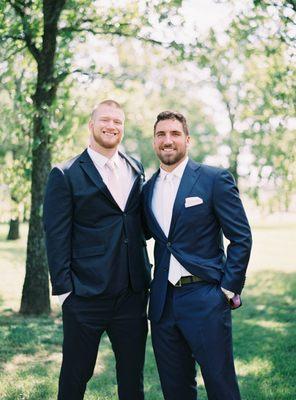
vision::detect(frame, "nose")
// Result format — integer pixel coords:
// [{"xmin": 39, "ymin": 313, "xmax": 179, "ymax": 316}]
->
[
  {"xmin": 163, "ymin": 135, "xmax": 173, "ymax": 145},
  {"xmin": 106, "ymin": 120, "xmax": 115, "ymax": 129}
]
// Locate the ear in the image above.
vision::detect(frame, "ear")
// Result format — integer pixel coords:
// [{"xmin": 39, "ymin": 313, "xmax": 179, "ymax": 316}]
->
[
  {"xmin": 186, "ymin": 135, "xmax": 191, "ymax": 147},
  {"xmin": 88, "ymin": 120, "xmax": 93, "ymax": 131}
]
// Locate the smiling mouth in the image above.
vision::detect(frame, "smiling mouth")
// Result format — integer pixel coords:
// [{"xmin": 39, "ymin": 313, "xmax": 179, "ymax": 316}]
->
[
  {"xmin": 103, "ymin": 130, "xmax": 117, "ymax": 136},
  {"xmin": 162, "ymin": 148, "xmax": 175, "ymax": 152}
]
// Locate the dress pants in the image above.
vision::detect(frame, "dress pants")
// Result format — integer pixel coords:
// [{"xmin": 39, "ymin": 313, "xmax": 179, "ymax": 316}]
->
[
  {"xmin": 151, "ymin": 282, "xmax": 241, "ymax": 400},
  {"xmin": 58, "ymin": 287, "xmax": 148, "ymax": 400}
]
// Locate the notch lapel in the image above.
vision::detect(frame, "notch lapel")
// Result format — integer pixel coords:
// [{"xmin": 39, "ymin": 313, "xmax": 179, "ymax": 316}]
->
[
  {"xmin": 119, "ymin": 152, "xmax": 145, "ymax": 210},
  {"xmin": 78, "ymin": 149, "xmax": 118, "ymax": 206},
  {"xmin": 146, "ymin": 170, "xmax": 167, "ymax": 241},
  {"xmin": 119, "ymin": 151, "xmax": 142, "ymax": 175},
  {"xmin": 168, "ymin": 160, "xmax": 201, "ymax": 238}
]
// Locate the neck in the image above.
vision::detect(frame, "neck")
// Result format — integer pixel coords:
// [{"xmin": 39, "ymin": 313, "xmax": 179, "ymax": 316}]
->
[
  {"xmin": 161, "ymin": 155, "xmax": 187, "ymax": 173},
  {"xmin": 89, "ymin": 143, "xmax": 117, "ymax": 159}
]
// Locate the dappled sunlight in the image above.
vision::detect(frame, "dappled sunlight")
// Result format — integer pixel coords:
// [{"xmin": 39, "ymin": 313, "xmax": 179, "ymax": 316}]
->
[
  {"xmin": 4, "ymin": 351, "xmax": 61, "ymax": 373},
  {"xmin": 243, "ymin": 318, "xmax": 287, "ymax": 332},
  {"xmin": 236, "ymin": 357, "xmax": 273, "ymax": 377}
]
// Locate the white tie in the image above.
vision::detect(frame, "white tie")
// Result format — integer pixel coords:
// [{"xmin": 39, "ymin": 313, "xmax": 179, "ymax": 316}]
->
[
  {"xmin": 105, "ymin": 160, "xmax": 123, "ymax": 209},
  {"xmin": 162, "ymin": 174, "xmax": 182, "ymax": 285},
  {"xmin": 162, "ymin": 174, "xmax": 174, "ymax": 236}
]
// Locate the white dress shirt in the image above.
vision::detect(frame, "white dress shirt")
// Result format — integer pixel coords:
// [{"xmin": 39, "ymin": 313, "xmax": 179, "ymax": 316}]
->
[
  {"xmin": 58, "ymin": 147, "xmax": 136, "ymax": 305},
  {"xmin": 151, "ymin": 157, "xmax": 192, "ymax": 284}
]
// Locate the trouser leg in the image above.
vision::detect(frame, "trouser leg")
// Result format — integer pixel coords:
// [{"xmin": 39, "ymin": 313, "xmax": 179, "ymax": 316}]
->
[
  {"xmin": 58, "ymin": 294, "xmax": 106, "ymax": 400},
  {"xmin": 107, "ymin": 289, "xmax": 148, "ymax": 400},
  {"xmin": 151, "ymin": 286, "xmax": 197, "ymax": 400},
  {"xmin": 177, "ymin": 283, "xmax": 241, "ymax": 400}
]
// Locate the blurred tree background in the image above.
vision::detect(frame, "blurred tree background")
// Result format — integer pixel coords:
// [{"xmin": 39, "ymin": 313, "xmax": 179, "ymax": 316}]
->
[{"xmin": 0, "ymin": 0, "xmax": 295, "ymax": 315}]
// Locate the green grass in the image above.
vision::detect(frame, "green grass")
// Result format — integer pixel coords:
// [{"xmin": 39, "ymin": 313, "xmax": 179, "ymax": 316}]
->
[{"xmin": 0, "ymin": 222, "xmax": 295, "ymax": 399}]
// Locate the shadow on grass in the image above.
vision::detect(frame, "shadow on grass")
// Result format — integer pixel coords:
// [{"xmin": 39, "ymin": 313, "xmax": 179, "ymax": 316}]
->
[
  {"xmin": 0, "ymin": 271, "xmax": 295, "ymax": 400},
  {"xmin": 0, "ymin": 310, "xmax": 63, "ymax": 368},
  {"xmin": 233, "ymin": 270, "xmax": 296, "ymax": 400},
  {"xmin": 0, "ymin": 308, "xmax": 161, "ymax": 400}
]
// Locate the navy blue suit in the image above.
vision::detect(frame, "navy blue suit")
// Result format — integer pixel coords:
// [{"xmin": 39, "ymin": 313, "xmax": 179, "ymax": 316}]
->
[
  {"xmin": 44, "ymin": 149, "xmax": 151, "ymax": 399},
  {"xmin": 142, "ymin": 159, "xmax": 252, "ymax": 400}
]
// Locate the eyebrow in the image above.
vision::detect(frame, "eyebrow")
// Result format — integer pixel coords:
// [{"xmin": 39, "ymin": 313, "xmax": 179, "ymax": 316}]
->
[
  {"xmin": 99, "ymin": 115, "xmax": 124, "ymax": 121},
  {"xmin": 156, "ymin": 130, "xmax": 182, "ymax": 134}
]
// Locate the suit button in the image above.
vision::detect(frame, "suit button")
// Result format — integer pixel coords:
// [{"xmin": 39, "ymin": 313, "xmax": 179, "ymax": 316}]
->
[
  {"xmin": 124, "ymin": 239, "xmax": 129, "ymax": 244},
  {"xmin": 167, "ymin": 242, "xmax": 171, "ymax": 248},
  {"xmin": 123, "ymin": 213, "xmax": 127, "ymax": 217}
]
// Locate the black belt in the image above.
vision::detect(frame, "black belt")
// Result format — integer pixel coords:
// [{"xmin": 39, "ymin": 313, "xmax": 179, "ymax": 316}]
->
[{"xmin": 171, "ymin": 275, "xmax": 204, "ymax": 287}]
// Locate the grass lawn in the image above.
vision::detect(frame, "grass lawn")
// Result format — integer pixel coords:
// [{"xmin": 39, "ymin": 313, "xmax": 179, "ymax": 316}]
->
[{"xmin": 0, "ymin": 220, "xmax": 295, "ymax": 399}]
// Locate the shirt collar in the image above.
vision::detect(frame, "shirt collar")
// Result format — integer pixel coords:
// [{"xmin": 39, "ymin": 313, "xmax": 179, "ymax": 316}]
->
[
  {"xmin": 87, "ymin": 147, "xmax": 120, "ymax": 168},
  {"xmin": 159, "ymin": 156, "xmax": 189, "ymax": 181}
]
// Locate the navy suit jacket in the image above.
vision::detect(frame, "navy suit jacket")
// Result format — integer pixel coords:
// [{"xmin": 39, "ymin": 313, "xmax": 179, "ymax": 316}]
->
[
  {"xmin": 142, "ymin": 159, "xmax": 252, "ymax": 322},
  {"xmin": 43, "ymin": 149, "xmax": 151, "ymax": 297}
]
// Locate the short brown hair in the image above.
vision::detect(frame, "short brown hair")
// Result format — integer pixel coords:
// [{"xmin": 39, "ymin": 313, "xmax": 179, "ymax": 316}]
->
[
  {"xmin": 154, "ymin": 110, "xmax": 189, "ymax": 136},
  {"xmin": 91, "ymin": 100, "xmax": 123, "ymax": 120}
]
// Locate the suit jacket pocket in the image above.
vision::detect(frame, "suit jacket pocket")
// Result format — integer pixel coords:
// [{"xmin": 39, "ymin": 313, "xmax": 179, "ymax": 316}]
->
[{"xmin": 72, "ymin": 245, "xmax": 106, "ymax": 258}]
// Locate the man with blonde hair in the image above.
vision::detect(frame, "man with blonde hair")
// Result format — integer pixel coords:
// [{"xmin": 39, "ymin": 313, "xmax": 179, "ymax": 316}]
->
[{"xmin": 44, "ymin": 100, "xmax": 151, "ymax": 399}]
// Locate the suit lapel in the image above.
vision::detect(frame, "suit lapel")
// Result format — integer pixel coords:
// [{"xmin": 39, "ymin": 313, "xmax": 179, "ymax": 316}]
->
[
  {"xmin": 119, "ymin": 151, "xmax": 145, "ymax": 210},
  {"xmin": 78, "ymin": 149, "xmax": 117, "ymax": 205},
  {"xmin": 169, "ymin": 159, "xmax": 201, "ymax": 238},
  {"xmin": 119, "ymin": 151, "xmax": 142, "ymax": 175},
  {"xmin": 146, "ymin": 170, "xmax": 167, "ymax": 240}
]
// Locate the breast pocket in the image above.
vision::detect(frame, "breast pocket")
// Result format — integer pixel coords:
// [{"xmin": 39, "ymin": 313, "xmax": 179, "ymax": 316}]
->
[
  {"xmin": 182, "ymin": 203, "xmax": 213, "ymax": 229},
  {"xmin": 183, "ymin": 202, "xmax": 210, "ymax": 217}
]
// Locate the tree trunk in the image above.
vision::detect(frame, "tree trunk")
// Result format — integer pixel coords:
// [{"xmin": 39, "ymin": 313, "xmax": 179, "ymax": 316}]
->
[
  {"xmin": 19, "ymin": 0, "xmax": 66, "ymax": 315},
  {"xmin": 7, "ymin": 218, "xmax": 20, "ymax": 240},
  {"xmin": 20, "ymin": 115, "xmax": 51, "ymax": 315}
]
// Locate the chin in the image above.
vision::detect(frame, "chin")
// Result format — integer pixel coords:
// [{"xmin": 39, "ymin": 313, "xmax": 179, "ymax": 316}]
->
[
  {"xmin": 100, "ymin": 139, "xmax": 120, "ymax": 149},
  {"xmin": 160, "ymin": 156, "xmax": 178, "ymax": 166}
]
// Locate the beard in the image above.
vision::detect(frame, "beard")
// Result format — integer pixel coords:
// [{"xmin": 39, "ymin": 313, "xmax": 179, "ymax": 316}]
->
[
  {"xmin": 157, "ymin": 148, "xmax": 187, "ymax": 166},
  {"xmin": 93, "ymin": 130, "xmax": 121, "ymax": 149}
]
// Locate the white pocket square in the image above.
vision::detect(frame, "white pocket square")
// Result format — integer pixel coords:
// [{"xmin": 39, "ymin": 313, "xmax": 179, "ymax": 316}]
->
[{"xmin": 185, "ymin": 196, "xmax": 203, "ymax": 208}]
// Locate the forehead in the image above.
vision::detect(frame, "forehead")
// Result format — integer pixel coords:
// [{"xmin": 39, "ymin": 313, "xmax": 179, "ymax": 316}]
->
[
  {"xmin": 94, "ymin": 105, "xmax": 125, "ymax": 120},
  {"xmin": 155, "ymin": 118, "xmax": 184, "ymax": 133}
]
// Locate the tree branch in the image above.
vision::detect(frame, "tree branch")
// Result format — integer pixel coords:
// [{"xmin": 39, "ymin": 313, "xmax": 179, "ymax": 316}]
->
[
  {"xmin": 7, "ymin": 0, "xmax": 40, "ymax": 61},
  {"xmin": 1, "ymin": 44, "xmax": 27, "ymax": 61},
  {"xmin": 59, "ymin": 24, "xmax": 168, "ymax": 47}
]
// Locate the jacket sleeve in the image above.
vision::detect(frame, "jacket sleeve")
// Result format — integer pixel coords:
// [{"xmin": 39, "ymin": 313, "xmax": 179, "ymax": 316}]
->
[
  {"xmin": 43, "ymin": 167, "xmax": 74, "ymax": 295},
  {"xmin": 213, "ymin": 169, "xmax": 252, "ymax": 294}
]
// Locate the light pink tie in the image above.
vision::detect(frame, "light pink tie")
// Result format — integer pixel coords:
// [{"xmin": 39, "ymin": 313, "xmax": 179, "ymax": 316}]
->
[{"xmin": 105, "ymin": 160, "xmax": 123, "ymax": 209}]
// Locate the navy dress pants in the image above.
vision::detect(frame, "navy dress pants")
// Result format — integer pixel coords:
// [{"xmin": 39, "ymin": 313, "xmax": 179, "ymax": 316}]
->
[
  {"xmin": 58, "ymin": 288, "xmax": 148, "ymax": 400},
  {"xmin": 151, "ymin": 282, "xmax": 241, "ymax": 400}
]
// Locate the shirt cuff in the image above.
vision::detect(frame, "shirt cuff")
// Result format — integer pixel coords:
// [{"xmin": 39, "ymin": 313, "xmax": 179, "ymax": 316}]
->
[
  {"xmin": 58, "ymin": 292, "xmax": 71, "ymax": 306},
  {"xmin": 221, "ymin": 287, "xmax": 235, "ymax": 299}
]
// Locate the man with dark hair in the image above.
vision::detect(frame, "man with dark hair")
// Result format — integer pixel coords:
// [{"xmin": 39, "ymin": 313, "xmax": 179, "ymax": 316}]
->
[
  {"xmin": 44, "ymin": 100, "xmax": 151, "ymax": 399},
  {"xmin": 142, "ymin": 110, "xmax": 252, "ymax": 400}
]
